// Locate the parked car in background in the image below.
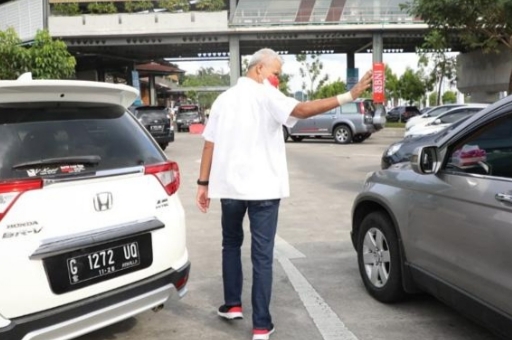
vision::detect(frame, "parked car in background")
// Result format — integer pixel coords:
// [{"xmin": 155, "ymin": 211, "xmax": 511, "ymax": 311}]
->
[
  {"xmin": 283, "ymin": 99, "xmax": 386, "ymax": 144},
  {"xmin": 131, "ymin": 105, "xmax": 174, "ymax": 150},
  {"xmin": 0, "ymin": 74, "xmax": 190, "ymax": 340},
  {"xmin": 352, "ymin": 96, "xmax": 512, "ymax": 338},
  {"xmin": 381, "ymin": 115, "xmax": 471, "ymax": 169},
  {"xmin": 405, "ymin": 103, "xmax": 465, "ymax": 130},
  {"xmin": 385, "ymin": 106, "xmax": 421, "ymax": 123},
  {"xmin": 175, "ymin": 104, "xmax": 203, "ymax": 132},
  {"xmin": 404, "ymin": 104, "xmax": 488, "ymax": 138},
  {"xmin": 420, "ymin": 106, "xmax": 432, "ymax": 114}
]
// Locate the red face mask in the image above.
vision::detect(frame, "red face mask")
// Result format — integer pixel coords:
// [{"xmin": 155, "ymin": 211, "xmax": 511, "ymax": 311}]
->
[{"xmin": 267, "ymin": 75, "xmax": 280, "ymax": 88}]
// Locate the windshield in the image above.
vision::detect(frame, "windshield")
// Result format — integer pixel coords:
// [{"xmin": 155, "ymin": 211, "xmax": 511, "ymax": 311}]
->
[
  {"xmin": 428, "ymin": 106, "xmax": 462, "ymax": 117},
  {"xmin": 434, "ymin": 116, "xmax": 471, "ymax": 142},
  {"xmin": 0, "ymin": 102, "xmax": 165, "ymax": 180},
  {"xmin": 179, "ymin": 105, "xmax": 200, "ymax": 113}
]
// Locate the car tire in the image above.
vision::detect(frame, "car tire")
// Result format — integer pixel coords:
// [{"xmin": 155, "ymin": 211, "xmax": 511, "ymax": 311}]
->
[
  {"xmin": 333, "ymin": 125, "xmax": 352, "ymax": 144},
  {"xmin": 357, "ymin": 211, "xmax": 406, "ymax": 303},
  {"xmin": 283, "ymin": 126, "xmax": 289, "ymax": 142},
  {"xmin": 290, "ymin": 136, "xmax": 304, "ymax": 142},
  {"xmin": 159, "ymin": 143, "xmax": 168, "ymax": 151}
]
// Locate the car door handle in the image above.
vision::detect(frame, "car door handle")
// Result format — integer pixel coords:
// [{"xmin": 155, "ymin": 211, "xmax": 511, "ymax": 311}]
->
[{"xmin": 495, "ymin": 193, "xmax": 512, "ymax": 203}]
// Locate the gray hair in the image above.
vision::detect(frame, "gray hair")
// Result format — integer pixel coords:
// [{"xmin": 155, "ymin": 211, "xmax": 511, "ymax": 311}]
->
[{"xmin": 247, "ymin": 48, "xmax": 283, "ymax": 70}]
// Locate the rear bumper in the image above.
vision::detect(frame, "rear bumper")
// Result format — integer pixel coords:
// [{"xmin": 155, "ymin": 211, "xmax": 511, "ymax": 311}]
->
[
  {"xmin": 0, "ymin": 263, "xmax": 190, "ymax": 340},
  {"xmin": 153, "ymin": 131, "xmax": 174, "ymax": 144}
]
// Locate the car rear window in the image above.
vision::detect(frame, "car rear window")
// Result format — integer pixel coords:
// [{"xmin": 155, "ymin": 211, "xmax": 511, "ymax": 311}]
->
[
  {"xmin": 0, "ymin": 102, "xmax": 166, "ymax": 180},
  {"xmin": 134, "ymin": 108, "xmax": 169, "ymax": 120},
  {"xmin": 340, "ymin": 103, "xmax": 358, "ymax": 114},
  {"xmin": 362, "ymin": 101, "xmax": 376, "ymax": 113}
]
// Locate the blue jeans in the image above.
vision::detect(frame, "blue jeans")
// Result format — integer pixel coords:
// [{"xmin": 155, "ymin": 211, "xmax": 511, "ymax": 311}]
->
[{"xmin": 220, "ymin": 198, "xmax": 280, "ymax": 330}]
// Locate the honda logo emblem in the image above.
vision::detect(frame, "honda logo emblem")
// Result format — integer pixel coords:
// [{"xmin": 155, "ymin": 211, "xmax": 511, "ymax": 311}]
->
[{"xmin": 93, "ymin": 192, "xmax": 113, "ymax": 212}]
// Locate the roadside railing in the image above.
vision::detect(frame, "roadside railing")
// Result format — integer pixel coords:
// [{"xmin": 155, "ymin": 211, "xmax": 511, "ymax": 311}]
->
[{"xmin": 231, "ymin": 6, "xmax": 423, "ymax": 26}]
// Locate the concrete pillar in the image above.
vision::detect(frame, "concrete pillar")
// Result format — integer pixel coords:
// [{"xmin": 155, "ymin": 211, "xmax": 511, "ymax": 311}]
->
[
  {"xmin": 346, "ymin": 53, "xmax": 358, "ymax": 90},
  {"xmin": 373, "ymin": 0, "xmax": 381, "ymax": 22},
  {"xmin": 97, "ymin": 68, "xmax": 106, "ymax": 82},
  {"xmin": 468, "ymin": 92, "xmax": 501, "ymax": 104},
  {"xmin": 347, "ymin": 52, "xmax": 355, "ymax": 69},
  {"xmin": 229, "ymin": 0, "xmax": 237, "ymax": 20},
  {"xmin": 229, "ymin": 35, "xmax": 241, "ymax": 87},
  {"xmin": 149, "ymin": 75, "xmax": 156, "ymax": 105},
  {"xmin": 372, "ymin": 32, "xmax": 383, "ymax": 63},
  {"xmin": 42, "ymin": 0, "xmax": 50, "ymax": 29}
]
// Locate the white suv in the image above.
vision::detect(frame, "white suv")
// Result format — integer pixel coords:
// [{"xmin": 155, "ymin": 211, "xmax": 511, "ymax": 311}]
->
[{"xmin": 0, "ymin": 75, "xmax": 190, "ymax": 340}]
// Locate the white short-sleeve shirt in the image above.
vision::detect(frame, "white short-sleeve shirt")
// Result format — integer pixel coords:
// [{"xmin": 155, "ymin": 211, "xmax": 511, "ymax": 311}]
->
[{"xmin": 203, "ymin": 77, "xmax": 300, "ymax": 200}]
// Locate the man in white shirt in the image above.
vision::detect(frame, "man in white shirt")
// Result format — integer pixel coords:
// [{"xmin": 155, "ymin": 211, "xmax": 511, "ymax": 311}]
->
[{"xmin": 196, "ymin": 48, "xmax": 372, "ymax": 340}]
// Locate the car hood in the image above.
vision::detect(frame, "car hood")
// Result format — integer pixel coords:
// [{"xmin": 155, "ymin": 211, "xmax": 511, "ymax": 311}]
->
[
  {"xmin": 406, "ymin": 124, "xmax": 448, "ymax": 138},
  {"xmin": 405, "ymin": 115, "xmax": 427, "ymax": 128}
]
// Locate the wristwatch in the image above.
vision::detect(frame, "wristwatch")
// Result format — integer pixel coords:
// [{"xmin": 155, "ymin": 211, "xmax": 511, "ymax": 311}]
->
[{"xmin": 197, "ymin": 179, "xmax": 209, "ymax": 186}]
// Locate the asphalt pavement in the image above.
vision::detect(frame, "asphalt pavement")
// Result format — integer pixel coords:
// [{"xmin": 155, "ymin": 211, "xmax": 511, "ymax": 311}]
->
[{"xmin": 78, "ymin": 128, "xmax": 497, "ymax": 340}]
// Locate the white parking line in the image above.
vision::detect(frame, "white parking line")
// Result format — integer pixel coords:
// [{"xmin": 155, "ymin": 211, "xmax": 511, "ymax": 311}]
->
[{"xmin": 275, "ymin": 236, "xmax": 359, "ymax": 340}]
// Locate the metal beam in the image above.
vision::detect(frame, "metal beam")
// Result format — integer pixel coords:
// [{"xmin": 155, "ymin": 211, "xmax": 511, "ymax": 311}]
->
[
  {"xmin": 372, "ymin": 32, "xmax": 383, "ymax": 63},
  {"xmin": 229, "ymin": 35, "xmax": 240, "ymax": 86},
  {"xmin": 169, "ymin": 86, "xmax": 229, "ymax": 93}
]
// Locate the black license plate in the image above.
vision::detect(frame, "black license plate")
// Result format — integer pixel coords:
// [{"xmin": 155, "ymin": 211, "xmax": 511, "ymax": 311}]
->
[{"xmin": 44, "ymin": 234, "xmax": 153, "ymax": 294}]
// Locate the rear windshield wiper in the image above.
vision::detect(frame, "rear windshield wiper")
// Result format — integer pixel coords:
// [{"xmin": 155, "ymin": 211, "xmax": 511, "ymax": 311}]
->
[{"xmin": 12, "ymin": 155, "xmax": 101, "ymax": 169}]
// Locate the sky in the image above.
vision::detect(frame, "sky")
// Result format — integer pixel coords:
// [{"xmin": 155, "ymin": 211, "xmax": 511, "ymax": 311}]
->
[{"xmin": 175, "ymin": 52, "xmax": 457, "ymax": 94}]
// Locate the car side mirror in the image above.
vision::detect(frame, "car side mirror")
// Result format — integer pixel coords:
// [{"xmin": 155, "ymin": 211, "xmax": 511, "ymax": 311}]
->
[
  {"xmin": 433, "ymin": 118, "xmax": 441, "ymax": 125},
  {"xmin": 411, "ymin": 145, "xmax": 440, "ymax": 174}
]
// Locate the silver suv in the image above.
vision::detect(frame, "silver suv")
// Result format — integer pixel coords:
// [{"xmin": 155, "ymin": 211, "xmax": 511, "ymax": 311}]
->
[
  {"xmin": 352, "ymin": 96, "xmax": 512, "ymax": 338},
  {"xmin": 283, "ymin": 99, "xmax": 386, "ymax": 144}
]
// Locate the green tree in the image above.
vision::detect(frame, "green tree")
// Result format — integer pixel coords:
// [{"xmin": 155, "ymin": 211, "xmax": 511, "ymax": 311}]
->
[
  {"xmin": 402, "ymin": 0, "xmax": 512, "ymax": 93},
  {"xmin": 385, "ymin": 65, "xmax": 400, "ymax": 106},
  {"xmin": 29, "ymin": 30, "xmax": 76, "ymax": 79},
  {"xmin": 87, "ymin": 2, "xmax": 117, "ymax": 14},
  {"xmin": 182, "ymin": 67, "xmax": 230, "ymax": 109},
  {"xmin": 0, "ymin": 29, "xmax": 75, "ymax": 80},
  {"xmin": 417, "ymin": 30, "xmax": 457, "ymax": 105},
  {"xmin": 315, "ymin": 80, "xmax": 346, "ymax": 99},
  {"xmin": 296, "ymin": 54, "xmax": 329, "ymax": 100},
  {"xmin": 442, "ymin": 90, "xmax": 457, "ymax": 103},
  {"xmin": 195, "ymin": 0, "xmax": 225, "ymax": 11},
  {"xmin": 158, "ymin": 0, "xmax": 190, "ymax": 12},
  {"xmin": 52, "ymin": 3, "xmax": 81, "ymax": 16},
  {"xmin": 399, "ymin": 68, "xmax": 425, "ymax": 105},
  {"xmin": 277, "ymin": 73, "xmax": 291, "ymax": 96},
  {"xmin": 124, "ymin": 1, "xmax": 154, "ymax": 12},
  {"xmin": 429, "ymin": 92, "xmax": 438, "ymax": 106},
  {"xmin": 0, "ymin": 28, "xmax": 29, "ymax": 79}
]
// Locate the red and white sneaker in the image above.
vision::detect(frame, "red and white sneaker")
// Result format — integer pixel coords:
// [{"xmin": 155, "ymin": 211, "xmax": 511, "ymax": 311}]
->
[
  {"xmin": 253, "ymin": 324, "xmax": 275, "ymax": 340},
  {"xmin": 217, "ymin": 305, "xmax": 243, "ymax": 320}
]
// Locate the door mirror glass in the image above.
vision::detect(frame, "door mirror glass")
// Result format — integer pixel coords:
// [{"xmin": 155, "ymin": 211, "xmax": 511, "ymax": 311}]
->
[{"xmin": 411, "ymin": 146, "xmax": 439, "ymax": 174}]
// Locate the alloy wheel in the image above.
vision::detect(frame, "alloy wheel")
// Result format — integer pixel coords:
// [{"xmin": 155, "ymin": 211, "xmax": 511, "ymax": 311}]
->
[{"xmin": 362, "ymin": 227, "xmax": 391, "ymax": 288}]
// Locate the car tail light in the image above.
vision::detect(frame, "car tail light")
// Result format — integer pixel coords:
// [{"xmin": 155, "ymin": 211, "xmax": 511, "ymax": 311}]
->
[
  {"xmin": 175, "ymin": 273, "xmax": 189, "ymax": 291},
  {"xmin": 145, "ymin": 161, "xmax": 180, "ymax": 195},
  {"xmin": 0, "ymin": 179, "xmax": 43, "ymax": 223},
  {"xmin": 359, "ymin": 102, "xmax": 365, "ymax": 114}
]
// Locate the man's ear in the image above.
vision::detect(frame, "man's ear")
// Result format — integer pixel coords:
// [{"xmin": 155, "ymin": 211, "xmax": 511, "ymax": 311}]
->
[{"xmin": 255, "ymin": 63, "xmax": 263, "ymax": 76}]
